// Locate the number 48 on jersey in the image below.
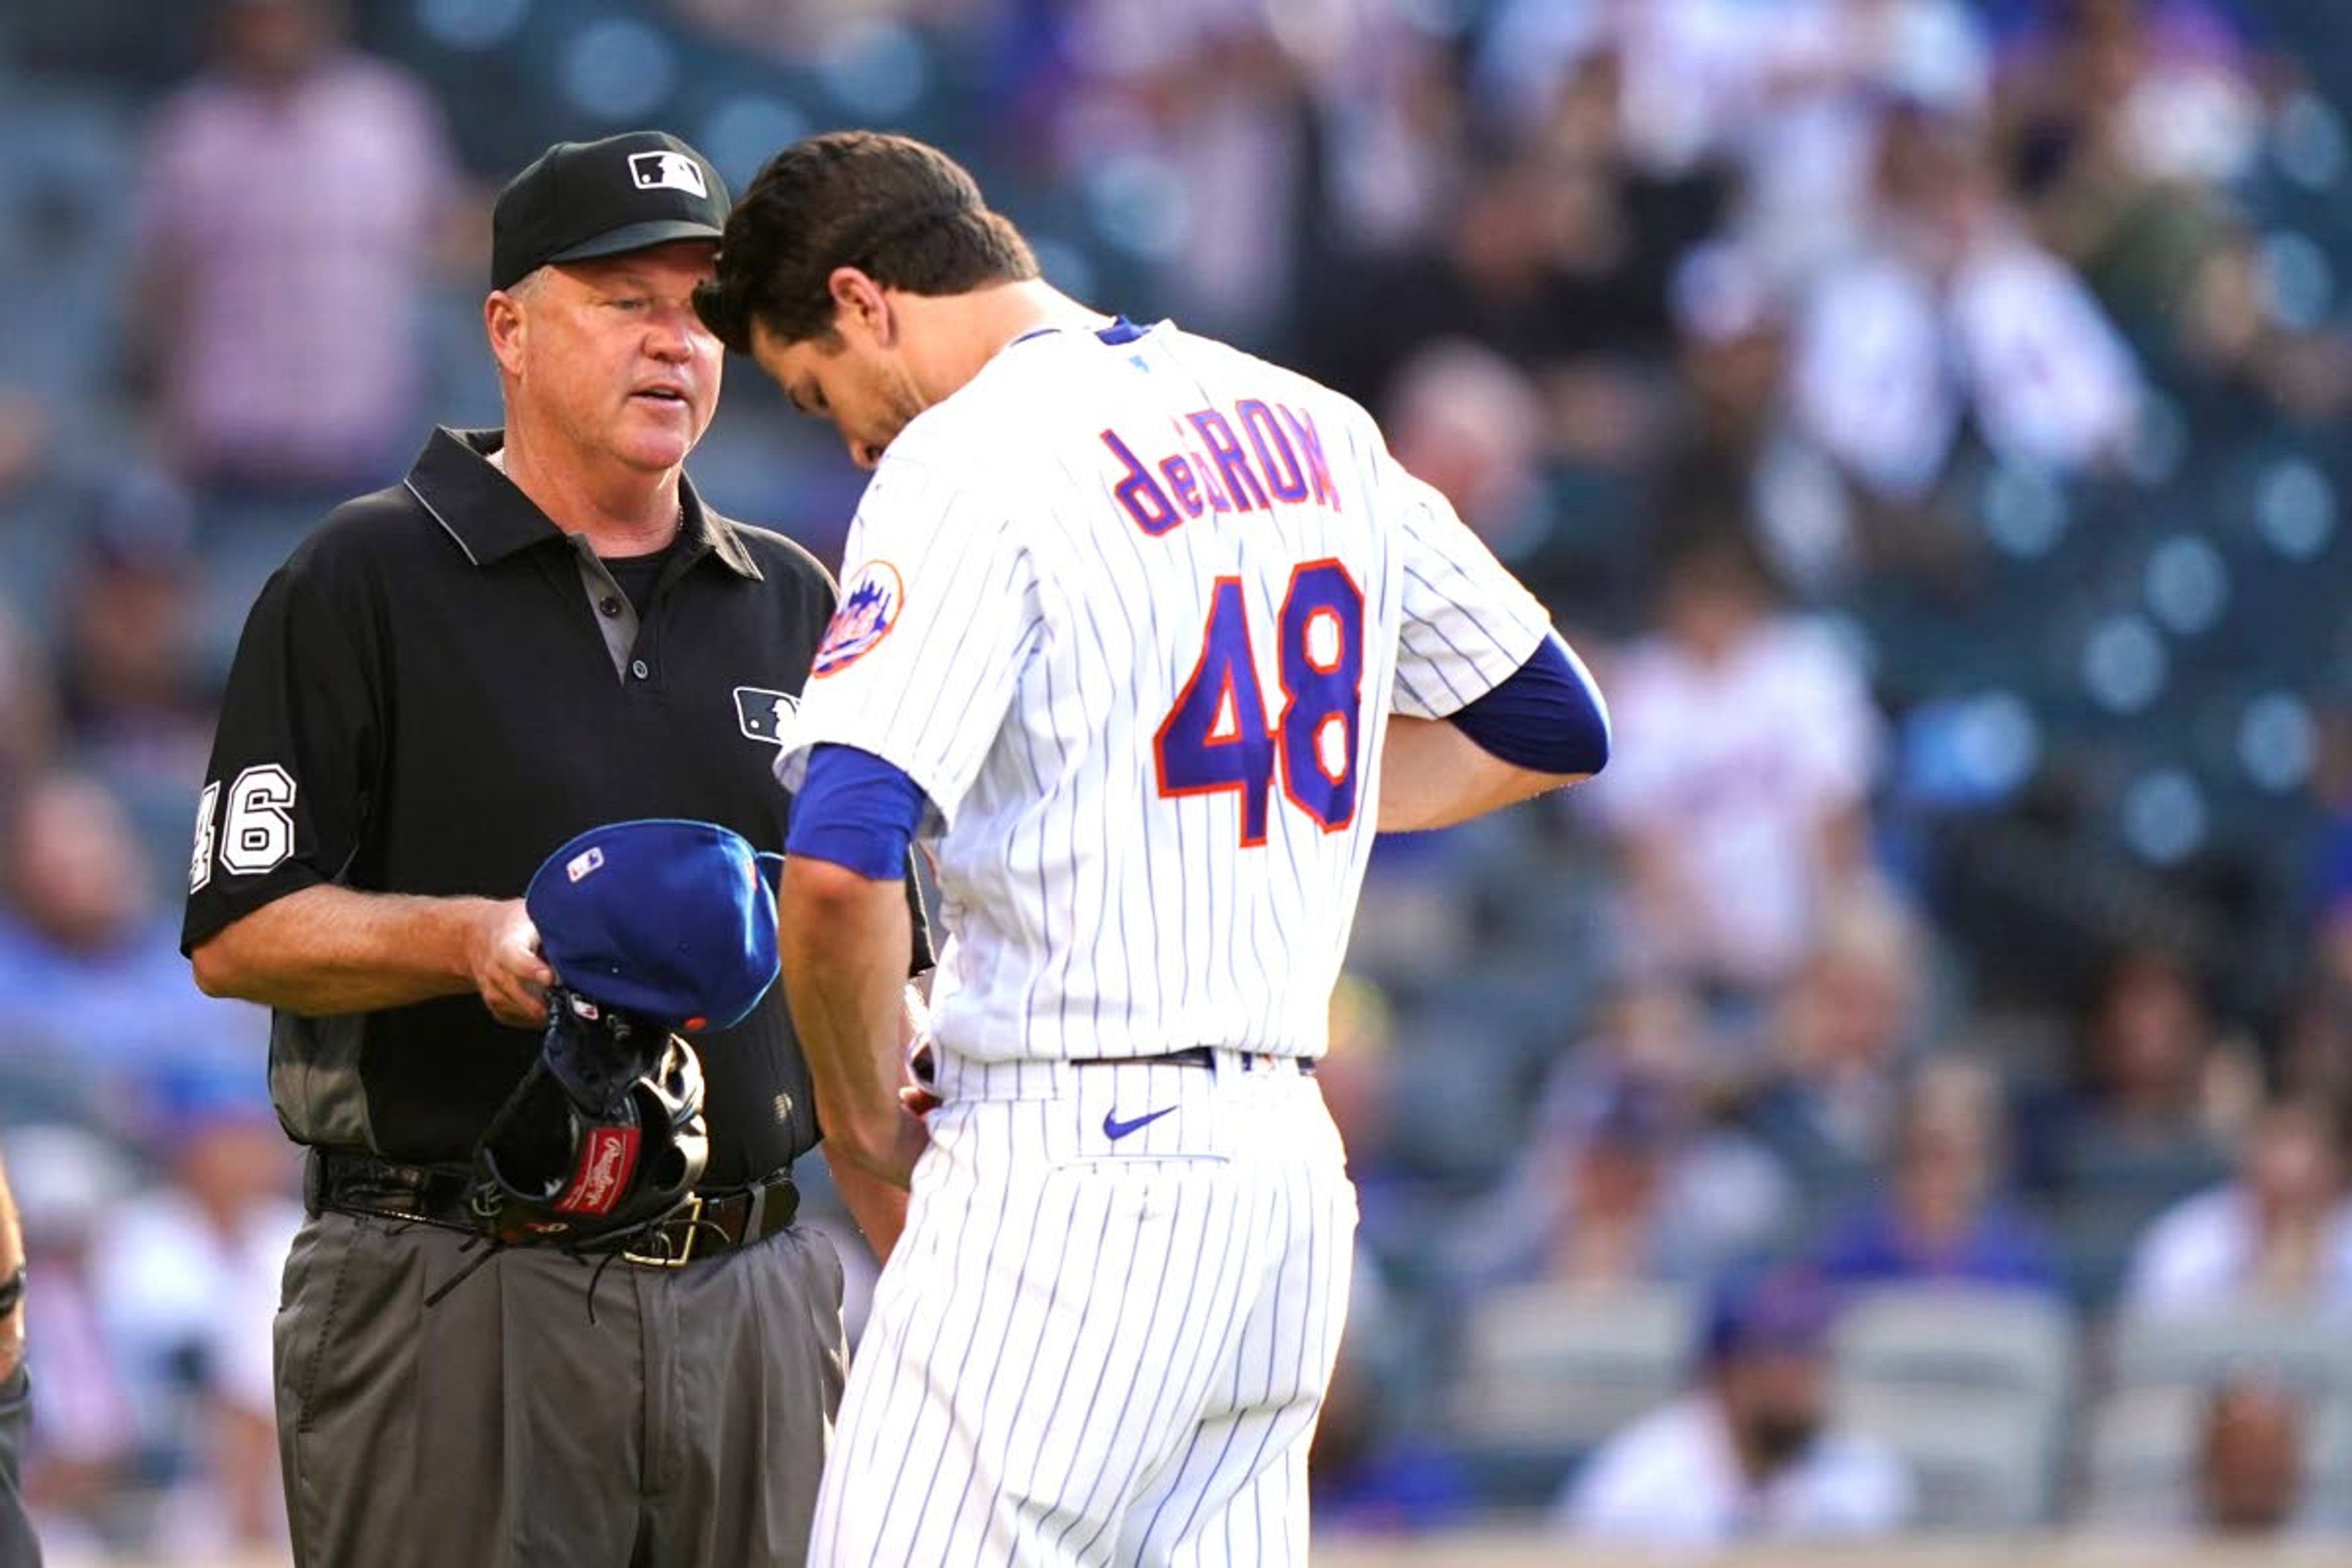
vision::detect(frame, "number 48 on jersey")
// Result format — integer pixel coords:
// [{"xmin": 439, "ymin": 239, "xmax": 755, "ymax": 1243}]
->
[{"xmin": 1153, "ymin": 559, "xmax": 1365, "ymax": 846}]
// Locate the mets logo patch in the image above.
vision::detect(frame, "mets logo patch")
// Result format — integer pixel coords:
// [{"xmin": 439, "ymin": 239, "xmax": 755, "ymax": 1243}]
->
[{"xmin": 813, "ymin": 561, "xmax": 904, "ymax": 676}]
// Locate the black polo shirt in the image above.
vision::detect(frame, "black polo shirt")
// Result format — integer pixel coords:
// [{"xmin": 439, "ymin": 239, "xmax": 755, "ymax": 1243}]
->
[{"xmin": 181, "ymin": 428, "xmax": 927, "ymax": 1185}]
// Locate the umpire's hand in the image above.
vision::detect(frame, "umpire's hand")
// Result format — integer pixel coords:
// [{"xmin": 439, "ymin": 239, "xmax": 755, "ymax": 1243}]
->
[{"xmin": 468, "ymin": 899, "xmax": 556, "ymax": 1028}]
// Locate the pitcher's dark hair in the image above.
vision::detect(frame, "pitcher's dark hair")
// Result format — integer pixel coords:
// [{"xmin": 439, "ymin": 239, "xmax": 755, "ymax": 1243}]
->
[{"xmin": 695, "ymin": 130, "xmax": 1038, "ymax": 353}]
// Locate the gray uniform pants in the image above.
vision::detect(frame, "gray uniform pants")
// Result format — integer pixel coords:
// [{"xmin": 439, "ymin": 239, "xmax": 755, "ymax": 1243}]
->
[
  {"xmin": 0, "ymin": 1366, "xmax": 39, "ymax": 1568},
  {"xmin": 274, "ymin": 1209, "xmax": 845, "ymax": 1568}
]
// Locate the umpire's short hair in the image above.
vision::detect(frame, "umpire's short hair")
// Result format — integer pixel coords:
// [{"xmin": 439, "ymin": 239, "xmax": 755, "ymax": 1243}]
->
[{"xmin": 695, "ymin": 130, "xmax": 1038, "ymax": 353}]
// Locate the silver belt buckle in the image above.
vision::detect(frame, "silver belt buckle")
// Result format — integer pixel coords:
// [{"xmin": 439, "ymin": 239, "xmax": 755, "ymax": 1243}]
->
[{"xmin": 623, "ymin": 1193, "xmax": 703, "ymax": 1268}]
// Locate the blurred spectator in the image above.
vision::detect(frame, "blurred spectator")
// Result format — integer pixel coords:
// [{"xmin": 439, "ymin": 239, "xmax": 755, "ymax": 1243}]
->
[
  {"xmin": 1585, "ymin": 529, "xmax": 1886, "ymax": 997},
  {"xmin": 94, "ymin": 1081, "xmax": 300, "ymax": 1555},
  {"xmin": 128, "ymin": 0, "xmax": 464, "ymax": 505},
  {"xmin": 2119, "ymin": 1095, "xmax": 2352, "ymax": 1316},
  {"xmin": 1453, "ymin": 1073, "xmax": 1695, "ymax": 1292},
  {"xmin": 1553, "ymin": 1268, "xmax": 1913, "ymax": 1544},
  {"xmin": 1544, "ymin": 1079, "xmax": 1692, "ymax": 1289},
  {"xmin": 1744, "ymin": 891, "xmax": 1928, "ymax": 1191},
  {"xmin": 0, "ymin": 769, "xmax": 268, "ymax": 1116},
  {"xmin": 2025, "ymin": 946, "xmax": 2248, "ymax": 1197},
  {"xmin": 1532, "ymin": 974, "xmax": 1798, "ymax": 1266},
  {"xmin": 53, "ymin": 470, "xmax": 220, "ymax": 840},
  {"xmin": 2195, "ymin": 1379, "xmax": 2309, "ymax": 1537},
  {"xmin": 9, "ymin": 1123, "xmax": 138, "ymax": 1557},
  {"xmin": 1455, "ymin": 990, "xmax": 1799, "ymax": 1295},
  {"xmin": 2278, "ymin": 973, "xmax": 2352, "ymax": 1128},
  {"xmin": 1812, "ymin": 1055, "xmax": 2062, "ymax": 1292},
  {"xmin": 1790, "ymin": 102, "xmax": 2141, "ymax": 503}
]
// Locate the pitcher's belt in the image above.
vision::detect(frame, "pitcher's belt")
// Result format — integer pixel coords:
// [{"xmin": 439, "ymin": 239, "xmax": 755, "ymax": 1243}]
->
[{"xmin": 1066, "ymin": 1047, "xmax": 1316, "ymax": 1076}]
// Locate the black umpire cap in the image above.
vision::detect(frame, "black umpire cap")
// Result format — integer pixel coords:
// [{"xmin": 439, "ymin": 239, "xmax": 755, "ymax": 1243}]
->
[{"xmin": 491, "ymin": 130, "xmax": 730, "ymax": 292}]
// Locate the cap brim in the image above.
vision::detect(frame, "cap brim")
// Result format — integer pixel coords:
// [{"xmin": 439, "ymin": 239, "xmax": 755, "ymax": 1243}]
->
[{"xmin": 546, "ymin": 219, "xmax": 724, "ymax": 267}]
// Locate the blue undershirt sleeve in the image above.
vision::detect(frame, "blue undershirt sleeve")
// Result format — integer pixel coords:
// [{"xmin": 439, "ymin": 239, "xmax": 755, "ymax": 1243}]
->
[
  {"xmin": 784, "ymin": 743, "xmax": 929, "ymax": 880},
  {"xmin": 1446, "ymin": 633, "xmax": 1611, "ymax": 776}
]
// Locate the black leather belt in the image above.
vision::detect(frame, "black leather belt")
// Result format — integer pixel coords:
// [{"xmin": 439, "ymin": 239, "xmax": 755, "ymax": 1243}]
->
[
  {"xmin": 306, "ymin": 1148, "xmax": 799, "ymax": 1267},
  {"xmin": 1068, "ymin": 1047, "xmax": 1316, "ymax": 1076}
]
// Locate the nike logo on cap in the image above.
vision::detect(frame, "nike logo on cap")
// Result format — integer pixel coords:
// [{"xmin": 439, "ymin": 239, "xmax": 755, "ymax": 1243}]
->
[{"xmin": 1102, "ymin": 1106, "xmax": 1175, "ymax": 1141}]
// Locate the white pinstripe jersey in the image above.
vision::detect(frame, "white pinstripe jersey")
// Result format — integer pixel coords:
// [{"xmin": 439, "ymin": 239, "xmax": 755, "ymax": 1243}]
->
[{"xmin": 779, "ymin": 320, "xmax": 1551, "ymax": 1063}]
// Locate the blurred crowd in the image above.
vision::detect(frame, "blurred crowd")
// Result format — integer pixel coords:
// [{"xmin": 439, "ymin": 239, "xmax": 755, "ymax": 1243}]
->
[{"xmin": 2, "ymin": 0, "xmax": 2351, "ymax": 1557}]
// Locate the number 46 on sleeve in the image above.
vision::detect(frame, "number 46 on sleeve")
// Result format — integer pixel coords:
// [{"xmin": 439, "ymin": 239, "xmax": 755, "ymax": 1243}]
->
[
  {"xmin": 190, "ymin": 763, "xmax": 300, "ymax": 890},
  {"xmin": 1153, "ymin": 560, "xmax": 1365, "ymax": 846}
]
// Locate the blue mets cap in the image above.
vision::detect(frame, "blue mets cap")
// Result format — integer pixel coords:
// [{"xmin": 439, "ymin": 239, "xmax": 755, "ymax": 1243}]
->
[
  {"xmin": 1704, "ymin": 1268, "xmax": 1838, "ymax": 1365},
  {"xmin": 524, "ymin": 818, "xmax": 780, "ymax": 1031}
]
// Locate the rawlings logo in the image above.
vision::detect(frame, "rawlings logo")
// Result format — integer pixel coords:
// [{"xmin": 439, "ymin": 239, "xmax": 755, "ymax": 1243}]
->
[
  {"xmin": 556, "ymin": 1126, "xmax": 641, "ymax": 1215},
  {"xmin": 812, "ymin": 562, "xmax": 904, "ymax": 676}
]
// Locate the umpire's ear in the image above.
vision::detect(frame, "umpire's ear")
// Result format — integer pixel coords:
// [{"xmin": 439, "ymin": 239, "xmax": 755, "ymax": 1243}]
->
[{"xmin": 486, "ymin": 274, "xmax": 538, "ymax": 377}]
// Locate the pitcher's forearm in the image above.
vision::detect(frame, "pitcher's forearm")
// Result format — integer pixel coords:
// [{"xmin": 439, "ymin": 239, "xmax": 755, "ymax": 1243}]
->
[
  {"xmin": 1378, "ymin": 715, "xmax": 1590, "ymax": 832},
  {"xmin": 831, "ymin": 1157, "xmax": 912, "ymax": 1264},
  {"xmin": 780, "ymin": 858, "xmax": 918, "ymax": 1158}
]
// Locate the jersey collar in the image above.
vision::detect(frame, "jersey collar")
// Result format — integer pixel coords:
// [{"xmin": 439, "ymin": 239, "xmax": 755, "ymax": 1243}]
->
[{"xmin": 405, "ymin": 427, "xmax": 763, "ymax": 581}]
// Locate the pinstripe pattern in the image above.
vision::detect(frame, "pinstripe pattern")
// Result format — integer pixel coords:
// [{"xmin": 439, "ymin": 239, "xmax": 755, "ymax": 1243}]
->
[
  {"xmin": 782, "ymin": 320, "xmax": 1549, "ymax": 1560},
  {"xmin": 780, "ymin": 323, "xmax": 1552, "ymax": 1066},
  {"xmin": 807, "ymin": 1055, "xmax": 1355, "ymax": 1567}
]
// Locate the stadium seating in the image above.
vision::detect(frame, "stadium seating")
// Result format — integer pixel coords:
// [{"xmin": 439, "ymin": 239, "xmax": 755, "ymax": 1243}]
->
[
  {"xmin": 2111, "ymin": 1306, "xmax": 2352, "ymax": 1400},
  {"xmin": 1830, "ymin": 1287, "xmax": 2080, "ymax": 1528},
  {"xmin": 1442, "ymin": 1281, "xmax": 1700, "ymax": 1511}
]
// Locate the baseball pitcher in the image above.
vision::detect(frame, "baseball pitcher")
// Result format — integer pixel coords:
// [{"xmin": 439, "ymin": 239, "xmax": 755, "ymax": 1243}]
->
[{"xmin": 698, "ymin": 130, "xmax": 1610, "ymax": 1565}]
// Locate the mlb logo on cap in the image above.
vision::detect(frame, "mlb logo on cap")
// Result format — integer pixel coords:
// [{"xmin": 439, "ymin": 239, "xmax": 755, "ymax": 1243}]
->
[
  {"xmin": 525, "ymin": 818, "xmax": 780, "ymax": 1030},
  {"xmin": 491, "ymin": 130, "xmax": 730, "ymax": 293},
  {"xmin": 630, "ymin": 150, "xmax": 708, "ymax": 198}
]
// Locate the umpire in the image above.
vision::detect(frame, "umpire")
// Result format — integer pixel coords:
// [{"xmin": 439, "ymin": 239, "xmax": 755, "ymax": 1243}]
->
[{"xmin": 183, "ymin": 130, "xmax": 922, "ymax": 1567}]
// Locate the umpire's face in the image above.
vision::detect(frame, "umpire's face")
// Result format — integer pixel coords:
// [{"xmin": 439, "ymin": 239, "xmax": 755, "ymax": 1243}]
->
[{"xmin": 488, "ymin": 239, "xmax": 723, "ymax": 477}]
